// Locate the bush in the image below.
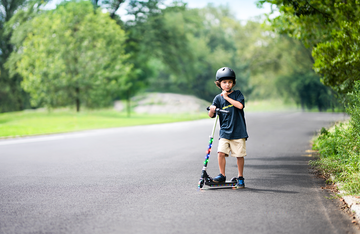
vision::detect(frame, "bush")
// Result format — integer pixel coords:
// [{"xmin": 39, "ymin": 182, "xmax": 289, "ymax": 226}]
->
[{"xmin": 311, "ymin": 81, "xmax": 360, "ymax": 195}]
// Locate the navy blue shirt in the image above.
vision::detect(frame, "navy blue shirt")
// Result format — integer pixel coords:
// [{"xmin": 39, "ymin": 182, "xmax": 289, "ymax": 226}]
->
[{"xmin": 212, "ymin": 90, "xmax": 248, "ymax": 140}]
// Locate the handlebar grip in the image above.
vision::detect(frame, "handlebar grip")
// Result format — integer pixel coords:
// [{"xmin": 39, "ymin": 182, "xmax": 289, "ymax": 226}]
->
[
  {"xmin": 206, "ymin": 107, "xmax": 229, "ymax": 114},
  {"xmin": 217, "ymin": 108, "xmax": 229, "ymax": 114}
]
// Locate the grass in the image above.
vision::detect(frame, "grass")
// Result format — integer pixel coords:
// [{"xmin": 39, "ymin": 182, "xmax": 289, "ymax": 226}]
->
[
  {"xmin": 311, "ymin": 121, "xmax": 360, "ymax": 196},
  {"xmin": 309, "ymin": 80, "xmax": 360, "ymax": 196},
  {"xmin": 0, "ymin": 108, "xmax": 208, "ymax": 138},
  {"xmin": 0, "ymin": 98, "xmax": 331, "ymax": 139},
  {"xmin": 245, "ymin": 99, "xmax": 300, "ymax": 112}
]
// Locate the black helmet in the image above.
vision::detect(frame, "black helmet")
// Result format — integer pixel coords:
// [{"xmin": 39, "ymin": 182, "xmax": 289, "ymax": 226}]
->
[{"xmin": 215, "ymin": 67, "xmax": 236, "ymax": 82}]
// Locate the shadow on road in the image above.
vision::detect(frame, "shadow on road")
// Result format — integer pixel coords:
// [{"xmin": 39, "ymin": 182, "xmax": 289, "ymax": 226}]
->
[
  {"xmin": 200, "ymin": 187, "xmax": 298, "ymax": 194},
  {"xmin": 240, "ymin": 187, "xmax": 299, "ymax": 194}
]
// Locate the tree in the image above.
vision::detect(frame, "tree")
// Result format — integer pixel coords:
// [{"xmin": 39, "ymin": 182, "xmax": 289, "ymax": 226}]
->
[
  {"xmin": 238, "ymin": 23, "xmax": 338, "ymax": 110},
  {"xmin": 258, "ymin": 0, "xmax": 360, "ymax": 94},
  {"xmin": 0, "ymin": 0, "xmax": 44, "ymax": 112},
  {"xmin": 10, "ymin": 0, "xmax": 131, "ymax": 111},
  {"xmin": 92, "ymin": 0, "xmax": 188, "ymax": 115},
  {"xmin": 276, "ymin": 71, "xmax": 336, "ymax": 111},
  {"xmin": 120, "ymin": 0, "xmax": 170, "ymax": 115},
  {"xmin": 92, "ymin": 0, "xmax": 125, "ymax": 19},
  {"xmin": 146, "ymin": 4, "xmax": 252, "ymax": 102}
]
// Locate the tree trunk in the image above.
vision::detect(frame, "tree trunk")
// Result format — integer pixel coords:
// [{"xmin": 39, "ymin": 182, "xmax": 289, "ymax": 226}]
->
[
  {"xmin": 75, "ymin": 87, "xmax": 80, "ymax": 112},
  {"xmin": 300, "ymin": 101, "xmax": 305, "ymax": 112},
  {"xmin": 127, "ymin": 90, "xmax": 131, "ymax": 117}
]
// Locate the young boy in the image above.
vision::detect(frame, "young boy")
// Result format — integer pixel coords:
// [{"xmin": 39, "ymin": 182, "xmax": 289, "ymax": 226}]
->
[{"xmin": 208, "ymin": 67, "xmax": 248, "ymax": 188}]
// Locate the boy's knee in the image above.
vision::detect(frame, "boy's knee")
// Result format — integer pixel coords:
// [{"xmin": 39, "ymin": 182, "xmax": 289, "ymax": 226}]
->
[
  {"xmin": 218, "ymin": 152, "xmax": 227, "ymax": 158},
  {"xmin": 237, "ymin": 157, "xmax": 244, "ymax": 164}
]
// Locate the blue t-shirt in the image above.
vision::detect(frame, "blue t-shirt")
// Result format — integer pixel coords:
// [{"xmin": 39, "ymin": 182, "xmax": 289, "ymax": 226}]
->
[{"xmin": 212, "ymin": 90, "xmax": 248, "ymax": 140}]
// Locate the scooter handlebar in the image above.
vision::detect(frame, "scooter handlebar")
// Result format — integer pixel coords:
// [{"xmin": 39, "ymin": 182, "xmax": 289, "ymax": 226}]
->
[{"xmin": 206, "ymin": 107, "xmax": 229, "ymax": 114}]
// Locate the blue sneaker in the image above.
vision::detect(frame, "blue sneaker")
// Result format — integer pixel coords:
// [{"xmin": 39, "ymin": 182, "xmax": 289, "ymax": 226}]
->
[
  {"xmin": 213, "ymin": 174, "xmax": 226, "ymax": 183},
  {"xmin": 235, "ymin": 177, "xmax": 245, "ymax": 189}
]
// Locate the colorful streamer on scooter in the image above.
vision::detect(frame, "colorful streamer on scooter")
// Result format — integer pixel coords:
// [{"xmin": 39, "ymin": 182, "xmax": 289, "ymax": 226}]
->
[
  {"xmin": 204, "ymin": 137, "xmax": 213, "ymax": 167},
  {"xmin": 198, "ymin": 136, "xmax": 215, "ymax": 189}
]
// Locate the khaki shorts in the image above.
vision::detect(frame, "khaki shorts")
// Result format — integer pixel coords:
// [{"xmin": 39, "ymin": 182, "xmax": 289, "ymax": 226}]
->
[{"xmin": 218, "ymin": 138, "xmax": 246, "ymax": 157}]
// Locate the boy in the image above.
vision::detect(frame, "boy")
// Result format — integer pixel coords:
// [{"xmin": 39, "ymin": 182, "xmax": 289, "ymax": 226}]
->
[{"xmin": 208, "ymin": 67, "xmax": 248, "ymax": 189}]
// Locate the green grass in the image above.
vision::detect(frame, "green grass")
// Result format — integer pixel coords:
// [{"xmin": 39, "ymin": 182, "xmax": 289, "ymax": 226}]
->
[
  {"xmin": 310, "ymin": 81, "xmax": 360, "ymax": 196},
  {"xmin": 245, "ymin": 99, "xmax": 345, "ymax": 113},
  {"xmin": 0, "ymin": 109, "xmax": 208, "ymax": 138},
  {"xmin": 0, "ymin": 98, "xmax": 333, "ymax": 139},
  {"xmin": 245, "ymin": 99, "xmax": 300, "ymax": 112},
  {"xmin": 311, "ymin": 121, "xmax": 360, "ymax": 196}
]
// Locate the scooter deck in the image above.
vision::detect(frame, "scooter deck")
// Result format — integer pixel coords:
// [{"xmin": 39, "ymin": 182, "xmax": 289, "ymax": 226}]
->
[
  {"xmin": 204, "ymin": 177, "xmax": 237, "ymax": 187},
  {"xmin": 205, "ymin": 181, "xmax": 237, "ymax": 187}
]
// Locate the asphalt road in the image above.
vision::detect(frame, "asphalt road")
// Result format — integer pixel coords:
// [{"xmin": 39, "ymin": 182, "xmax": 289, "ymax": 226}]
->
[{"xmin": 0, "ymin": 112, "xmax": 358, "ymax": 234}]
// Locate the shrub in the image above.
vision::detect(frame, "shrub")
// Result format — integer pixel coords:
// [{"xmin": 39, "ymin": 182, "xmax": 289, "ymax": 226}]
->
[{"xmin": 311, "ymin": 81, "xmax": 360, "ymax": 195}]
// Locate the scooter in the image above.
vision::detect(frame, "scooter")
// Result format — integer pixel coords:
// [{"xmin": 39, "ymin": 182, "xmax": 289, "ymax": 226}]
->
[{"xmin": 198, "ymin": 107, "xmax": 238, "ymax": 189}]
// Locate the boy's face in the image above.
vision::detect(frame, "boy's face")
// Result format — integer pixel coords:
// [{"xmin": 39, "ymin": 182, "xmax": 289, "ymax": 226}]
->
[{"xmin": 220, "ymin": 79, "xmax": 234, "ymax": 92}]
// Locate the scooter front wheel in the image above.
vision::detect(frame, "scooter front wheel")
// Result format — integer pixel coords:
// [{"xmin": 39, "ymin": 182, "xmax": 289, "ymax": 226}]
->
[{"xmin": 198, "ymin": 179, "xmax": 204, "ymax": 189}]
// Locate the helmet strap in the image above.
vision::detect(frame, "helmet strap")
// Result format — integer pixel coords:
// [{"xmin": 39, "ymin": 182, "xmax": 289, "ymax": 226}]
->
[{"xmin": 220, "ymin": 87, "xmax": 232, "ymax": 93}]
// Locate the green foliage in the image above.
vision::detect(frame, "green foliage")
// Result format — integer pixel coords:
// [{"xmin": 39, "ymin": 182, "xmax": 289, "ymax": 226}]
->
[
  {"xmin": 259, "ymin": 0, "xmax": 360, "ymax": 94},
  {"xmin": 236, "ymin": 20, "xmax": 337, "ymax": 110},
  {"xmin": 116, "ymin": 0, "xmax": 188, "ymax": 115},
  {"xmin": 276, "ymin": 70, "xmax": 338, "ymax": 111},
  {"xmin": 9, "ymin": 1, "xmax": 131, "ymax": 111},
  {"xmin": 1, "ymin": 0, "xmax": 344, "ymax": 113},
  {"xmin": 312, "ymin": 122, "xmax": 360, "ymax": 195},
  {"xmin": 346, "ymin": 81, "xmax": 360, "ymax": 148},
  {"xmin": 0, "ymin": 0, "xmax": 44, "ymax": 112},
  {"xmin": 311, "ymin": 81, "xmax": 360, "ymax": 195},
  {"xmin": 312, "ymin": 10, "xmax": 360, "ymax": 94},
  {"xmin": 145, "ymin": 4, "xmax": 252, "ymax": 101},
  {"xmin": 141, "ymin": 3, "xmax": 337, "ymax": 109}
]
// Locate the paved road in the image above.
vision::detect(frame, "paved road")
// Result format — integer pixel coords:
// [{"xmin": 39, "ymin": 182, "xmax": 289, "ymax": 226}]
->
[{"xmin": 0, "ymin": 112, "xmax": 358, "ymax": 234}]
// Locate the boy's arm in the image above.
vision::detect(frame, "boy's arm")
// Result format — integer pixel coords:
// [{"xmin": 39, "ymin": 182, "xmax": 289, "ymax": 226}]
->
[{"xmin": 222, "ymin": 91, "xmax": 244, "ymax": 109}]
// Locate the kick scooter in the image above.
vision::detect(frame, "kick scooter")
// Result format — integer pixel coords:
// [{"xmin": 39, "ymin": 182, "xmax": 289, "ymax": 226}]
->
[{"xmin": 198, "ymin": 107, "xmax": 237, "ymax": 189}]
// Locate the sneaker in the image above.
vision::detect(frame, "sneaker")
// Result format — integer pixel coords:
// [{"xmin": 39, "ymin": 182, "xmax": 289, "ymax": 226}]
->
[
  {"xmin": 235, "ymin": 177, "xmax": 245, "ymax": 189},
  {"xmin": 213, "ymin": 174, "xmax": 226, "ymax": 183}
]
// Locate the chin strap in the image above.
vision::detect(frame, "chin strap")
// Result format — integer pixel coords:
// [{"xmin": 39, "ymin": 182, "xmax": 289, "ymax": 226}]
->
[{"xmin": 220, "ymin": 88, "xmax": 232, "ymax": 93}]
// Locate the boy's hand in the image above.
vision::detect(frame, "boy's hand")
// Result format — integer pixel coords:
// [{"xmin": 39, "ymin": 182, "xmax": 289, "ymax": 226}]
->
[
  {"xmin": 221, "ymin": 90, "xmax": 229, "ymax": 99},
  {"xmin": 208, "ymin": 105, "xmax": 216, "ymax": 117},
  {"xmin": 209, "ymin": 105, "xmax": 216, "ymax": 113}
]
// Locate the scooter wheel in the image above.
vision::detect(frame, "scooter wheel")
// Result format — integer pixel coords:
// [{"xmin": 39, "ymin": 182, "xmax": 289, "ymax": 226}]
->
[{"xmin": 198, "ymin": 179, "xmax": 204, "ymax": 189}]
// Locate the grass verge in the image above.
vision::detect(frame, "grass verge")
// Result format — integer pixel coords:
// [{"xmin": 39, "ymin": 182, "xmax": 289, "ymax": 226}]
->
[
  {"xmin": 310, "ymin": 121, "xmax": 360, "ymax": 196},
  {"xmin": 0, "ymin": 109, "xmax": 208, "ymax": 138},
  {"xmin": 245, "ymin": 99, "xmax": 300, "ymax": 112}
]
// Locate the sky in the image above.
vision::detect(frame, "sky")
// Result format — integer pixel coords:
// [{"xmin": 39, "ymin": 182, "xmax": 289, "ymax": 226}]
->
[
  {"xmin": 117, "ymin": 0, "xmax": 276, "ymax": 22},
  {"xmin": 172, "ymin": 0, "xmax": 275, "ymax": 21},
  {"xmin": 45, "ymin": 0, "xmax": 276, "ymax": 21}
]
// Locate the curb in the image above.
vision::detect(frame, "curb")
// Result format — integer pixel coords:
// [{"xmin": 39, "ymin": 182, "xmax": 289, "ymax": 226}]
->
[
  {"xmin": 342, "ymin": 195, "xmax": 360, "ymax": 224},
  {"xmin": 307, "ymin": 150, "xmax": 360, "ymax": 226}
]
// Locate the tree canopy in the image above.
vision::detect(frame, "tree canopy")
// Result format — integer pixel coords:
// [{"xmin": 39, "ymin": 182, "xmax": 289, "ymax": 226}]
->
[
  {"xmin": 0, "ymin": 0, "xmax": 43, "ymax": 112},
  {"xmin": 144, "ymin": 4, "xmax": 252, "ymax": 101},
  {"xmin": 0, "ymin": 0, "xmax": 342, "ymax": 112},
  {"xmin": 9, "ymin": 0, "xmax": 131, "ymax": 111},
  {"xmin": 259, "ymin": 0, "xmax": 360, "ymax": 94}
]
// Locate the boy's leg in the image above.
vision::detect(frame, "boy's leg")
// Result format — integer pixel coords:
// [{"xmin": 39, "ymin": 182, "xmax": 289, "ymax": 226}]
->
[
  {"xmin": 235, "ymin": 157, "xmax": 245, "ymax": 188},
  {"xmin": 236, "ymin": 157, "xmax": 244, "ymax": 177},
  {"xmin": 218, "ymin": 152, "xmax": 227, "ymax": 176},
  {"xmin": 214, "ymin": 138, "xmax": 229, "ymax": 182}
]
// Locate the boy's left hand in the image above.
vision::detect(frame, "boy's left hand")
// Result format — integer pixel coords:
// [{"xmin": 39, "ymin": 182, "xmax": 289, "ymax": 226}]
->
[{"xmin": 221, "ymin": 90, "xmax": 229, "ymax": 98}]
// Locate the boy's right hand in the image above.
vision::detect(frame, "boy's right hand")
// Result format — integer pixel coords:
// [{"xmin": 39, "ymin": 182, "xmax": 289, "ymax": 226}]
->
[
  {"xmin": 209, "ymin": 105, "xmax": 216, "ymax": 117},
  {"xmin": 209, "ymin": 105, "xmax": 216, "ymax": 112}
]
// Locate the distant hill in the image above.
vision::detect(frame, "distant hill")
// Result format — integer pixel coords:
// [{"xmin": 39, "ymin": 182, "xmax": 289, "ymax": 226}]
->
[{"xmin": 130, "ymin": 93, "xmax": 211, "ymax": 114}]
